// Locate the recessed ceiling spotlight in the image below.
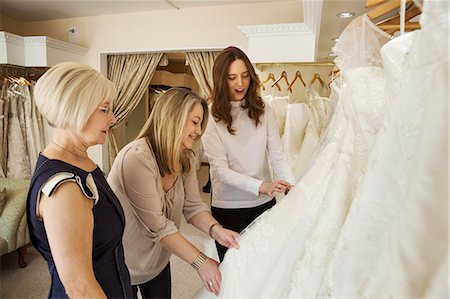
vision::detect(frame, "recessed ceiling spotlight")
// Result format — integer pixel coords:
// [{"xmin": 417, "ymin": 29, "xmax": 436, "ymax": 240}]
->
[
  {"xmin": 337, "ymin": 11, "xmax": 355, "ymax": 19},
  {"xmin": 331, "ymin": 37, "xmax": 339, "ymax": 42},
  {"xmin": 328, "ymin": 52, "xmax": 337, "ymax": 57}
]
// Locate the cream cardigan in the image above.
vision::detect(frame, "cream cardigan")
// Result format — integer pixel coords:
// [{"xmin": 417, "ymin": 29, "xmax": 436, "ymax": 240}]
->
[{"xmin": 108, "ymin": 138, "xmax": 209, "ymax": 284}]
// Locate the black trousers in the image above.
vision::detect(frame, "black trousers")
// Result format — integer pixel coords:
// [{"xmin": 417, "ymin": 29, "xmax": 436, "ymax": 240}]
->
[
  {"xmin": 131, "ymin": 263, "xmax": 171, "ymax": 299},
  {"xmin": 211, "ymin": 198, "xmax": 276, "ymax": 262}
]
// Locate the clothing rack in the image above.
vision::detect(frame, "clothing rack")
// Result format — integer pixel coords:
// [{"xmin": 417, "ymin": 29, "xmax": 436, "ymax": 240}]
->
[
  {"xmin": 0, "ymin": 64, "xmax": 48, "ymax": 80},
  {"xmin": 255, "ymin": 62, "xmax": 335, "ymax": 71}
]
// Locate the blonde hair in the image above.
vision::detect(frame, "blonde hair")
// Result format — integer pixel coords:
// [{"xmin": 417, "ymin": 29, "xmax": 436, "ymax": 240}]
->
[
  {"xmin": 137, "ymin": 88, "xmax": 208, "ymax": 176},
  {"xmin": 34, "ymin": 62, "xmax": 117, "ymax": 131}
]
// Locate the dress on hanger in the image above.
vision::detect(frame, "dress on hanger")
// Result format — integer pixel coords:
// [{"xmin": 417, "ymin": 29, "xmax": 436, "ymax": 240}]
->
[
  {"xmin": 195, "ymin": 12, "xmax": 391, "ymax": 298},
  {"xmin": 289, "ymin": 86, "xmax": 333, "ymax": 180},
  {"xmin": 363, "ymin": 2, "xmax": 448, "ymax": 297},
  {"xmin": 316, "ymin": 3, "xmax": 448, "ymax": 297},
  {"xmin": 262, "ymin": 94, "xmax": 289, "ymax": 137},
  {"xmin": 317, "ymin": 25, "xmax": 417, "ymax": 299},
  {"xmin": 6, "ymin": 84, "xmax": 30, "ymax": 179},
  {"xmin": 281, "ymin": 102, "xmax": 309, "ymax": 179}
]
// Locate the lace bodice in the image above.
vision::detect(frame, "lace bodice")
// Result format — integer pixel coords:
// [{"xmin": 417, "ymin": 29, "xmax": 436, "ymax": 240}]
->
[{"xmin": 333, "ymin": 14, "xmax": 391, "ymax": 71}]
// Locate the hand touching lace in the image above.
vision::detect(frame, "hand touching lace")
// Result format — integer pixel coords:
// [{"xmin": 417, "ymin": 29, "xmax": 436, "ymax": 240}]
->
[
  {"xmin": 210, "ymin": 225, "xmax": 240, "ymax": 250},
  {"xmin": 259, "ymin": 180, "xmax": 292, "ymax": 197},
  {"xmin": 197, "ymin": 257, "xmax": 221, "ymax": 296}
]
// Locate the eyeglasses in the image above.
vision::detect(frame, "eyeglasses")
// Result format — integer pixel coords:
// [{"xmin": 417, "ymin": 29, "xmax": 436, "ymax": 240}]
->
[{"xmin": 98, "ymin": 106, "xmax": 112, "ymax": 115}]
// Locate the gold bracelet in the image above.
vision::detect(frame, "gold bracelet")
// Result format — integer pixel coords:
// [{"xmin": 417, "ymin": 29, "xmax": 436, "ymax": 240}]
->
[
  {"xmin": 191, "ymin": 252, "xmax": 208, "ymax": 270},
  {"xmin": 208, "ymin": 222, "xmax": 222, "ymax": 238}
]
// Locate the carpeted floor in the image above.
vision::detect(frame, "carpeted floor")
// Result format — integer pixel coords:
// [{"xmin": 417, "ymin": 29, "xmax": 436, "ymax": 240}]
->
[{"xmin": 0, "ymin": 165, "xmax": 215, "ymax": 298}]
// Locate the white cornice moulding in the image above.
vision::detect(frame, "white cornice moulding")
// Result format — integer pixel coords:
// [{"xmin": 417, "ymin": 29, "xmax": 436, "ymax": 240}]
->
[
  {"xmin": 238, "ymin": 23, "xmax": 310, "ymax": 36},
  {"xmin": 0, "ymin": 32, "xmax": 25, "ymax": 65},
  {"xmin": 238, "ymin": 23, "xmax": 315, "ymax": 63},
  {"xmin": 24, "ymin": 36, "xmax": 87, "ymax": 55},
  {"xmin": 238, "ymin": 0, "xmax": 324, "ymax": 62},
  {"xmin": 0, "ymin": 31, "xmax": 87, "ymax": 67},
  {"xmin": 0, "ymin": 32, "xmax": 25, "ymax": 46}
]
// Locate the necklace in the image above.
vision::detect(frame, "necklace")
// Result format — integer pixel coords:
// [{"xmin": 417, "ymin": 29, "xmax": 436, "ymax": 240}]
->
[{"xmin": 51, "ymin": 141, "xmax": 88, "ymax": 160}]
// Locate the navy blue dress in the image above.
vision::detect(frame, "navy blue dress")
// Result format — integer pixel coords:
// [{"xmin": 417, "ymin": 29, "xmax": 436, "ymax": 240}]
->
[{"xmin": 27, "ymin": 154, "xmax": 132, "ymax": 298}]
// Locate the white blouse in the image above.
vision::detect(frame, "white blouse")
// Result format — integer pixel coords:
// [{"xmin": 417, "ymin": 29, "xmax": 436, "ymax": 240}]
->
[{"xmin": 202, "ymin": 100, "xmax": 295, "ymax": 209}]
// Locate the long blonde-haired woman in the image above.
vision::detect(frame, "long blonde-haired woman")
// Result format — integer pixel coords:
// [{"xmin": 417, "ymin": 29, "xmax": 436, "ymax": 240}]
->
[{"xmin": 108, "ymin": 88, "xmax": 239, "ymax": 298}]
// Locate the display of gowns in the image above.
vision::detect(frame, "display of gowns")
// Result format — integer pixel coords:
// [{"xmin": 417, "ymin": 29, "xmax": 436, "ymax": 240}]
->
[
  {"xmin": 288, "ymin": 87, "xmax": 333, "ymax": 180},
  {"xmin": 195, "ymin": 2, "xmax": 447, "ymax": 297},
  {"xmin": 196, "ymin": 9, "xmax": 391, "ymax": 298}
]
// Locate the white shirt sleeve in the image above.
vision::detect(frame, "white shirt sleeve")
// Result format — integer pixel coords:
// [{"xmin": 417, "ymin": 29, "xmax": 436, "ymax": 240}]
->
[
  {"xmin": 202, "ymin": 116, "xmax": 263, "ymax": 196},
  {"xmin": 265, "ymin": 105, "xmax": 296, "ymax": 185}
]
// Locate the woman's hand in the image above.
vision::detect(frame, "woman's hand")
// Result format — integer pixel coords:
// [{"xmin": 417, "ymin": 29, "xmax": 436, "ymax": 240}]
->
[
  {"xmin": 198, "ymin": 257, "xmax": 221, "ymax": 296},
  {"xmin": 259, "ymin": 180, "xmax": 292, "ymax": 196},
  {"xmin": 210, "ymin": 226, "xmax": 240, "ymax": 249}
]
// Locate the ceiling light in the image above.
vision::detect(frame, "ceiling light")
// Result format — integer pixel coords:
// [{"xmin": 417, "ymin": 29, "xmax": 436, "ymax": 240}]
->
[
  {"xmin": 337, "ymin": 12, "xmax": 355, "ymax": 19},
  {"xmin": 331, "ymin": 37, "xmax": 339, "ymax": 42}
]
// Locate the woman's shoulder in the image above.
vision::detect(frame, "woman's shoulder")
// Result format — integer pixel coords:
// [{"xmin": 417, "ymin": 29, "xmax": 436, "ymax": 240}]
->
[
  {"xmin": 33, "ymin": 153, "xmax": 97, "ymax": 178},
  {"xmin": 116, "ymin": 138, "xmax": 158, "ymax": 169},
  {"xmin": 31, "ymin": 154, "xmax": 100, "ymax": 200},
  {"xmin": 119, "ymin": 138, "xmax": 153, "ymax": 158}
]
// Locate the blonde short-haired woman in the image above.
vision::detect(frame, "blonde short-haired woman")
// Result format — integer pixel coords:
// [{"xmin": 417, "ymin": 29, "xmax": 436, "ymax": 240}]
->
[
  {"xmin": 108, "ymin": 88, "xmax": 239, "ymax": 298},
  {"xmin": 27, "ymin": 62, "xmax": 132, "ymax": 298}
]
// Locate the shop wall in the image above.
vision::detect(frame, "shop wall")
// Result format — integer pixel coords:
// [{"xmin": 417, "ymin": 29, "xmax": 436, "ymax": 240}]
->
[
  {"xmin": 3, "ymin": 1, "xmax": 302, "ymax": 168},
  {"xmin": 0, "ymin": 14, "xmax": 25, "ymax": 35},
  {"xmin": 19, "ymin": 1, "xmax": 301, "ymax": 68}
]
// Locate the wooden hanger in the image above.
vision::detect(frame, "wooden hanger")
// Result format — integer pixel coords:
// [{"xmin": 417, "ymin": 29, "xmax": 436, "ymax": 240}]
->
[
  {"xmin": 328, "ymin": 67, "xmax": 340, "ymax": 77},
  {"xmin": 377, "ymin": 6, "xmax": 421, "ymax": 33},
  {"xmin": 367, "ymin": 0, "xmax": 406, "ymax": 20},
  {"xmin": 287, "ymin": 71, "xmax": 306, "ymax": 93},
  {"xmin": 309, "ymin": 73, "xmax": 326, "ymax": 88},
  {"xmin": 0, "ymin": 75, "xmax": 12, "ymax": 83},
  {"xmin": 366, "ymin": 0, "xmax": 387, "ymax": 8},
  {"xmin": 271, "ymin": 71, "xmax": 289, "ymax": 91},
  {"xmin": 260, "ymin": 73, "xmax": 281, "ymax": 91},
  {"xmin": 328, "ymin": 66, "xmax": 340, "ymax": 87},
  {"xmin": 7, "ymin": 75, "xmax": 21, "ymax": 84},
  {"xmin": 17, "ymin": 77, "xmax": 31, "ymax": 85},
  {"xmin": 367, "ymin": 0, "xmax": 421, "ymax": 34}
]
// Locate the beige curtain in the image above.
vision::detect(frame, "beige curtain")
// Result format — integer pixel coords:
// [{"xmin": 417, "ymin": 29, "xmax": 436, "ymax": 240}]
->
[
  {"xmin": 107, "ymin": 53, "xmax": 164, "ymax": 167},
  {"xmin": 186, "ymin": 51, "xmax": 220, "ymax": 101}
]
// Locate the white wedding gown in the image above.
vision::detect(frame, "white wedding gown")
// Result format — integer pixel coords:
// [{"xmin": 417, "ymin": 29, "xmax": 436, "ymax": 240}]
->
[
  {"xmin": 263, "ymin": 94, "xmax": 289, "ymax": 136},
  {"xmin": 363, "ymin": 2, "xmax": 448, "ymax": 297},
  {"xmin": 281, "ymin": 102, "xmax": 310, "ymax": 180},
  {"xmin": 318, "ymin": 3, "xmax": 448, "ymax": 297},
  {"xmin": 196, "ymin": 12, "xmax": 391, "ymax": 298},
  {"xmin": 290, "ymin": 87, "xmax": 334, "ymax": 180},
  {"xmin": 196, "ymin": 3, "xmax": 447, "ymax": 298}
]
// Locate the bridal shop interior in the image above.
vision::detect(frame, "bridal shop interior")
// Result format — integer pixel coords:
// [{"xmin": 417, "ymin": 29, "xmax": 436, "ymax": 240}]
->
[{"xmin": 0, "ymin": 0, "xmax": 447, "ymax": 298}]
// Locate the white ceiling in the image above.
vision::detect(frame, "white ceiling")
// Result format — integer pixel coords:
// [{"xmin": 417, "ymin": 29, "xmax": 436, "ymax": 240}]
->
[
  {"xmin": 1, "ymin": 0, "xmax": 297, "ymax": 22},
  {"xmin": 0, "ymin": 0, "xmax": 367, "ymax": 62}
]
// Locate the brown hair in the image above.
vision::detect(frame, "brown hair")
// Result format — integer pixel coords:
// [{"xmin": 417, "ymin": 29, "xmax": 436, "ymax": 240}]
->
[
  {"xmin": 211, "ymin": 46, "xmax": 264, "ymax": 134},
  {"xmin": 137, "ymin": 88, "xmax": 208, "ymax": 176}
]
